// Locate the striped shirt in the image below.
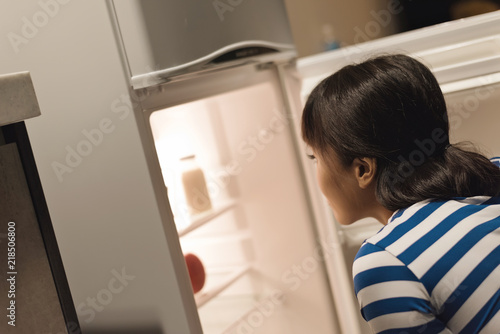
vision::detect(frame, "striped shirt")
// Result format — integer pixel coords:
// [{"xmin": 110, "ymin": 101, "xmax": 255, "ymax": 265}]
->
[{"xmin": 353, "ymin": 196, "xmax": 500, "ymax": 333}]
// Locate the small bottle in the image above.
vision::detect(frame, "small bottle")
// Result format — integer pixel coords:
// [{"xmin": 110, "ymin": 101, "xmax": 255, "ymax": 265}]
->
[
  {"xmin": 322, "ymin": 24, "xmax": 340, "ymax": 51},
  {"xmin": 180, "ymin": 155, "xmax": 212, "ymax": 215}
]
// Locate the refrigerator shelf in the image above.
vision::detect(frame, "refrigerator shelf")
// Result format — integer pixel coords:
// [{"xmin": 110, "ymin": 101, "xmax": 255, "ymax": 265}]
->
[
  {"xmin": 178, "ymin": 199, "xmax": 238, "ymax": 237},
  {"xmin": 195, "ymin": 265, "xmax": 252, "ymax": 308},
  {"xmin": 218, "ymin": 291, "xmax": 285, "ymax": 334}
]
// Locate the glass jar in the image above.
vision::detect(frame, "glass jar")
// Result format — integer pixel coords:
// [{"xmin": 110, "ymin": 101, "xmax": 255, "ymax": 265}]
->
[{"xmin": 180, "ymin": 155, "xmax": 212, "ymax": 215}]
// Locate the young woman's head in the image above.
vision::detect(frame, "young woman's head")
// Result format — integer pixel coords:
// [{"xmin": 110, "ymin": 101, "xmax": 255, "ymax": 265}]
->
[{"xmin": 302, "ymin": 54, "xmax": 500, "ymax": 223}]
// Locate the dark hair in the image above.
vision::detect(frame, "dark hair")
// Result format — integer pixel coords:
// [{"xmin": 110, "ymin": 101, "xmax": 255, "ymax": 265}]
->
[{"xmin": 302, "ymin": 54, "xmax": 500, "ymax": 211}]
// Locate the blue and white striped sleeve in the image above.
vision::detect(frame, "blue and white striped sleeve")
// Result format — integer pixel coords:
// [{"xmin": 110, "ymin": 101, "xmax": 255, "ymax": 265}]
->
[
  {"xmin": 353, "ymin": 242, "xmax": 453, "ymax": 334},
  {"xmin": 490, "ymin": 157, "xmax": 500, "ymax": 168}
]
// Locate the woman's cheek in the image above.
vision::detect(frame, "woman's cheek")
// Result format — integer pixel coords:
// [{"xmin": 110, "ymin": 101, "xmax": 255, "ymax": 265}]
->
[
  {"xmin": 316, "ymin": 165, "xmax": 335, "ymax": 205},
  {"xmin": 316, "ymin": 164, "xmax": 329, "ymax": 197}
]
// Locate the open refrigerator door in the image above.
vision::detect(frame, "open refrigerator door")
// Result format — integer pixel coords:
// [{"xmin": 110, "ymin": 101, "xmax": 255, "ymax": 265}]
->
[
  {"xmin": 107, "ymin": 1, "xmax": 359, "ymax": 332},
  {"xmin": 138, "ymin": 63, "xmax": 344, "ymax": 334}
]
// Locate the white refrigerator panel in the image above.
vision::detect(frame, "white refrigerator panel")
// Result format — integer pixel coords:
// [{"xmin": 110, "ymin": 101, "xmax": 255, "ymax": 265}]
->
[{"xmin": 445, "ymin": 83, "xmax": 500, "ymax": 157}]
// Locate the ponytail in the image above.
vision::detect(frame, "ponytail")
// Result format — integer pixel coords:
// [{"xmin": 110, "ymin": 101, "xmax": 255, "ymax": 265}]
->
[{"xmin": 376, "ymin": 143, "xmax": 500, "ymax": 211}]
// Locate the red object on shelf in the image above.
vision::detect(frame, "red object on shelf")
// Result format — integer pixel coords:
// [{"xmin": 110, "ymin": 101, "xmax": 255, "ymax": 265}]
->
[{"xmin": 184, "ymin": 253, "xmax": 206, "ymax": 294}]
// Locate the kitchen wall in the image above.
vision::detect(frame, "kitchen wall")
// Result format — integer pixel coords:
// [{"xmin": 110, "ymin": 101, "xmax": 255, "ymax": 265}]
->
[
  {"xmin": 284, "ymin": 0, "xmax": 401, "ymax": 56},
  {"xmin": 0, "ymin": 1, "xmax": 200, "ymax": 333},
  {"xmin": 284, "ymin": 0, "xmax": 500, "ymax": 57}
]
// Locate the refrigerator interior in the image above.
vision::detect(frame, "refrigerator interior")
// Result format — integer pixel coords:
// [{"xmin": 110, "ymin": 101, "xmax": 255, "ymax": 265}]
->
[{"xmin": 143, "ymin": 65, "xmax": 340, "ymax": 334}]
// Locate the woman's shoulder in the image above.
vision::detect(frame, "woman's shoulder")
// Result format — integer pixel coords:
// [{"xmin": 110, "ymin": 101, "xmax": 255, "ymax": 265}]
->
[
  {"xmin": 362, "ymin": 196, "xmax": 500, "ymax": 259},
  {"xmin": 384, "ymin": 195, "xmax": 500, "ymax": 229},
  {"xmin": 354, "ymin": 195, "xmax": 500, "ymax": 286}
]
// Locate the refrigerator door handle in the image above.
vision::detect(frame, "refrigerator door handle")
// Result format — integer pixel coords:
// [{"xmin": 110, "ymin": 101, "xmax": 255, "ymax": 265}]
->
[{"xmin": 129, "ymin": 42, "xmax": 296, "ymax": 89}]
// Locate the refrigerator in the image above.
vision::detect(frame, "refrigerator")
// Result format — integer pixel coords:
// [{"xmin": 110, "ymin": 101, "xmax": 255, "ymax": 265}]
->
[
  {"xmin": 107, "ymin": 2, "xmax": 500, "ymax": 333},
  {"xmin": 108, "ymin": 1, "xmax": 351, "ymax": 333},
  {"xmin": 1, "ymin": 1, "xmax": 499, "ymax": 333}
]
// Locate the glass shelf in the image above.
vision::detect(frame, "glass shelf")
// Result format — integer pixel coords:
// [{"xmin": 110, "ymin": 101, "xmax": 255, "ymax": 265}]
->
[
  {"xmin": 218, "ymin": 291, "xmax": 286, "ymax": 334},
  {"xmin": 178, "ymin": 199, "xmax": 237, "ymax": 237},
  {"xmin": 195, "ymin": 265, "xmax": 252, "ymax": 308},
  {"xmin": 196, "ymin": 267, "xmax": 286, "ymax": 334}
]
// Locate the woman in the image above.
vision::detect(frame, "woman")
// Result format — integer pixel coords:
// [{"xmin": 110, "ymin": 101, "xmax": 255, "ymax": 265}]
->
[{"xmin": 301, "ymin": 54, "xmax": 500, "ymax": 333}]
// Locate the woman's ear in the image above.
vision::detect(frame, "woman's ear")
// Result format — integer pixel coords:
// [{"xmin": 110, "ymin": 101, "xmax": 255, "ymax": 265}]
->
[{"xmin": 352, "ymin": 157, "xmax": 377, "ymax": 189}]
